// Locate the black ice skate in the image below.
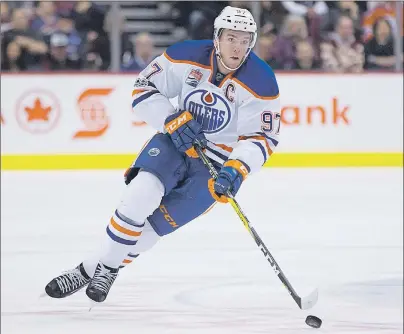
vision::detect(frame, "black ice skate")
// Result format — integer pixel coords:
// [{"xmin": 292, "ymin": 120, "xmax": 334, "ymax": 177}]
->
[
  {"xmin": 45, "ymin": 263, "xmax": 90, "ymax": 298},
  {"xmin": 86, "ymin": 262, "xmax": 119, "ymax": 303}
]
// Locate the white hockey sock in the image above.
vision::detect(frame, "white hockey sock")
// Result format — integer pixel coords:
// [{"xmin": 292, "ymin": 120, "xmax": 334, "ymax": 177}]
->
[
  {"xmin": 119, "ymin": 253, "xmax": 139, "ymax": 269},
  {"xmin": 99, "ymin": 210, "xmax": 144, "ymax": 269},
  {"xmin": 118, "ymin": 218, "xmax": 161, "ymax": 268},
  {"xmin": 98, "ymin": 171, "xmax": 164, "ymax": 269},
  {"xmin": 82, "ymin": 256, "xmax": 99, "ymax": 277},
  {"xmin": 83, "ymin": 218, "xmax": 161, "ymax": 276}
]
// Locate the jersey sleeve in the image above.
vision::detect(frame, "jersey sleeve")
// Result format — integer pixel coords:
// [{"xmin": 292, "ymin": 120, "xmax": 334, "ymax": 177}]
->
[
  {"xmin": 229, "ymin": 95, "xmax": 281, "ymax": 174},
  {"xmin": 131, "ymin": 53, "xmax": 182, "ymax": 132}
]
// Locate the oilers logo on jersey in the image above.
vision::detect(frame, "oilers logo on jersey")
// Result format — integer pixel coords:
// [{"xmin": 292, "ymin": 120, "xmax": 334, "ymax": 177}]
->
[
  {"xmin": 183, "ymin": 89, "xmax": 231, "ymax": 133},
  {"xmin": 131, "ymin": 39, "xmax": 280, "ymax": 173}
]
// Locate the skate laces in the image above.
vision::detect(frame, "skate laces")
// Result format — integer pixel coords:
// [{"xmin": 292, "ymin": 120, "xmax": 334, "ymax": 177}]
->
[
  {"xmin": 56, "ymin": 268, "xmax": 89, "ymax": 293},
  {"xmin": 91, "ymin": 265, "xmax": 118, "ymax": 294}
]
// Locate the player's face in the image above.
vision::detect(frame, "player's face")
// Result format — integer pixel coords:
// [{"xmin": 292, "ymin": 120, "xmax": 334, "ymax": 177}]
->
[{"xmin": 217, "ymin": 29, "xmax": 252, "ymax": 69}]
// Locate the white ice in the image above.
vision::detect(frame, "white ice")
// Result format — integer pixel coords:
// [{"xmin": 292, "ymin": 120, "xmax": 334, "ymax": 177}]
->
[{"xmin": 1, "ymin": 168, "xmax": 403, "ymax": 334}]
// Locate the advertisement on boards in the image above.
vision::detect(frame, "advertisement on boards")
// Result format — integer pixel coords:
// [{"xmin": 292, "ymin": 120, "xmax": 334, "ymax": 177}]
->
[{"xmin": 1, "ymin": 73, "xmax": 402, "ymax": 169}]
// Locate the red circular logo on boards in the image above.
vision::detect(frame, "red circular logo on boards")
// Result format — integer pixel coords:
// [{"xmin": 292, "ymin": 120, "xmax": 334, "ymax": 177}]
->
[
  {"xmin": 78, "ymin": 98, "xmax": 108, "ymax": 130},
  {"xmin": 15, "ymin": 89, "xmax": 61, "ymax": 134}
]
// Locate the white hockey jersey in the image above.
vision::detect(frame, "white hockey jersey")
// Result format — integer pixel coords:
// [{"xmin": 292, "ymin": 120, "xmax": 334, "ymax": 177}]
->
[{"xmin": 131, "ymin": 40, "xmax": 281, "ymax": 174}]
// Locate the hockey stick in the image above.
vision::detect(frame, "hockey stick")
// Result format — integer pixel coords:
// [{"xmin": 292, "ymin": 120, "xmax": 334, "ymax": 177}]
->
[{"xmin": 194, "ymin": 142, "xmax": 318, "ymax": 310}]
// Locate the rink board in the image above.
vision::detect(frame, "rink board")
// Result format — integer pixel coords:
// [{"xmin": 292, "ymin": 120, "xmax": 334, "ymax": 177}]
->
[{"xmin": 1, "ymin": 73, "xmax": 402, "ymax": 170}]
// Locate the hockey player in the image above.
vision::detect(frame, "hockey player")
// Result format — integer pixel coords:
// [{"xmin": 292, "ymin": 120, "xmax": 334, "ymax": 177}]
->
[{"xmin": 45, "ymin": 6, "xmax": 281, "ymax": 303}]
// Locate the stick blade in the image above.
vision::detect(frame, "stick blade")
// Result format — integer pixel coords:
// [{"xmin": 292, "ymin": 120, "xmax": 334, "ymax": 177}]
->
[{"xmin": 298, "ymin": 288, "xmax": 318, "ymax": 310}]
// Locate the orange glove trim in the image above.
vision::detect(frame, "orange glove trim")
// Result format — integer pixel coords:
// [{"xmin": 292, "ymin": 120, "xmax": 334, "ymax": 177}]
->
[
  {"xmin": 164, "ymin": 111, "xmax": 193, "ymax": 134},
  {"xmin": 207, "ymin": 178, "xmax": 229, "ymax": 203},
  {"xmin": 223, "ymin": 160, "xmax": 249, "ymax": 180},
  {"xmin": 185, "ymin": 147, "xmax": 199, "ymax": 158}
]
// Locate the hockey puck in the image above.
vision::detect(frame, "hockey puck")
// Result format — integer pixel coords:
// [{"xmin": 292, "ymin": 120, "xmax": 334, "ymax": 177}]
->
[{"xmin": 305, "ymin": 315, "xmax": 322, "ymax": 328}]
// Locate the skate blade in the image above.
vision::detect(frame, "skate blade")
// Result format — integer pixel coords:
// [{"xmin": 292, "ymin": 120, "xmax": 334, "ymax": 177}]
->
[
  {"xmin": 88, "ymin": 300, "xmax": 98, "ymax": 312},
  {"xmin": 39, "ymin": 291, "xmax": 48, "ymax": 299}
]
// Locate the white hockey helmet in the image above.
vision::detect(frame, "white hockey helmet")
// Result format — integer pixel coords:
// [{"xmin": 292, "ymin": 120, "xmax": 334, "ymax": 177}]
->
[{"xmin": 213, "ymin": 6, "xmax": 257, "ymax": 71}]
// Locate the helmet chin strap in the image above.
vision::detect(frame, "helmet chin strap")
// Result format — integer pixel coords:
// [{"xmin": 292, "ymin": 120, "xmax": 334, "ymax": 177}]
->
[{"xmin": 214, "ymin": 37, "xmax": 251, "ymax": 72}]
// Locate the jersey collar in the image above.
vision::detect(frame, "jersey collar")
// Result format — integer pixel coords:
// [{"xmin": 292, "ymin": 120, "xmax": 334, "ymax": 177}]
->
[{"xmin": 208, "ymin": 48, "xmax": 244, "ymax": 87}]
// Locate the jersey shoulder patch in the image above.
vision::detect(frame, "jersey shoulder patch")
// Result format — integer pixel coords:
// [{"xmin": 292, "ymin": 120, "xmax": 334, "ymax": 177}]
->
[
  {"xmin": 235, "ymin": 53, "xmax": 279, "ymax": 99},
  {"xmin": 164, "ymin": 40, "xmax": 213, "ymax": 69}
]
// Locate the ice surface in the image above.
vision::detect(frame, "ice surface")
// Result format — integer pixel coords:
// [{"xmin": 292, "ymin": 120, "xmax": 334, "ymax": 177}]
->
[{"xmin": 1, "ymin": 168, "xmax": 403, "ymax": 333}]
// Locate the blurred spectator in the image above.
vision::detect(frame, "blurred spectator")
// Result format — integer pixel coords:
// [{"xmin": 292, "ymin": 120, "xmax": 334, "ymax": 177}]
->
[
  {"xmin": 1, "ymin": 2, "xmax": 12, "ymax": 33},
  {"xmin": 283, "ymin": 2, "xmax": 328, "ymax": 48},
  {"xmin": 257, "ymin": 36, "xmax": 272, "ymax": 61},
  {"xmin": 257, "ymin": 35, "xmax": 281, "ymax": 70},
  {"xmin": 173, "ymin": 2, "xmax": 227, "ymax": 40},
  {"xmin": 323, "ymin": 1, "xmax": 363, "ymax": 39},
  {"xmin": 320, "ymin": 15, "xmax": 364, "ymax": 72},
  {"xmin": 30, "ymin": 1, "xmax": 59, "ymax": 40},
  {"xmin": 356, "ymin": 1, "xmax": 371, "ymax": 13},
  {"xmin": 281, "ymin": 1, "xmax": 329, "ymax": 17},
  {"xmin": 364, "ymin": 18, "xmax": 398, "ymax": 70},
  {"xmin": 280, "ymin": 1, "xmax": 327, "ymax": 50},
  {"xmin": 64, "ymin": 1, "xmax": 110, "ymax": 70},
  {"xmin": 0, "ymin": 1, "xmax": 9, "ymax": 20},
  {"xmin": 41, "ymin": 31, "xmax": 82, "ymax": 71},
  {"xmin": 271, "ymin": 15, "xmax": 314, "ymax": 69},
  {"xmin": 2, "ymin": 1, "xmax": 402, "ymax": 73},
  {"xmin": 260, "ymin": 2, "xmax": 288, "ymax": 36},
  {"xmin": 362, "ymin": 1, "xmax": 403, "ymax": 42},
  {"xmin": 54, "ymin": 1, "xmax": 76, "ymax": 17},
  {"xmin": 121, "ymin": 32, "xmax": 155, "ymax": 72},
  {"xmin": 56, "ymin": 12, "xmax": 83, "ymax": 61},
  {"xmin": 1, "ymin": 8, "xmax": 48, "ymax": 71},
  {"xmin": 3, "ymin": 1, "xmax": 36, "ymax": 19},
  {"xmin": 2, "ymin": 41, "xmax": 27, "ymax": 71},
  {"xmin": 81, "ymin": 29, "xmax": 110, "ymax": 71},
  {"xmin": 171, "ymin": 2, "xmax": 193, "ymax": 36},
  {"xmin": 72, "ymin": 1, "xmax": 106, "ymax": 35},
  {"xmin": 189, "ymin": 2, "xmax": 224, "ymax": 39},
  {"xmin": 292, "ymin": 40, "xmax": 322, "ymax": 70}
]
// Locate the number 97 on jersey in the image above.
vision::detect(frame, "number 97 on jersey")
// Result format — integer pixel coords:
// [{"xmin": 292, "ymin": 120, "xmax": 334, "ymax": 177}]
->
[{"xmin": 261, "ymin": 111, "xmax": 281, "ymax": 135}]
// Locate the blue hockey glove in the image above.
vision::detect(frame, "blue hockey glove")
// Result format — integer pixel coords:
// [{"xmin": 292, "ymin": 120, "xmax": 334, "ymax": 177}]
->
[
  {"xmin": 208, "ymin": 160, "xmax": 249, "ymax": 203},
  {"xmin": 164, "ymin": 110, "xmax": 207, "ymax": 158}
]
